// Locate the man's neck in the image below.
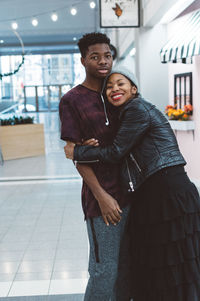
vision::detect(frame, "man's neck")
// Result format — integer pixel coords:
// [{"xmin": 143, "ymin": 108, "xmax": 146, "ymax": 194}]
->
[{"xmin": 82, "ymin": 77, "xmax": 104, "ymax": 93}]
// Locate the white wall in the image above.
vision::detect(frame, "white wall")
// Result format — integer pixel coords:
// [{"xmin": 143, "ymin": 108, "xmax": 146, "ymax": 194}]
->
[
  {"xmin": 107, "ymin": 24, "xmax": 169, "ymax": 111},
  {"xmin": 142, "ymin": 0, "xmax": 195, "ymax": 26},
  {"xmin": 106, "ymin": 28, "xmax": 135, "ymax": 58},
  {"xmin": 143, "ymin": 0, "xmax": 174, "ymax": 25},
  {"xmin": 107, "ymin": 28, "xmax": 136, "ymax": 77},
  {"xmin": 117, "ymin": 29, "xmax": 135, "ymax": 58},
  {"xmin": 134, "ymin": 24, "xmax": 169, "ymax": 111}
]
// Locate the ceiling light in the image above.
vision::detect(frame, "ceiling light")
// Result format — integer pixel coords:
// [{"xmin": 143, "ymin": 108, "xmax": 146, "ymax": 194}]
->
[
  {"xmin": 32, "ymin": 18, "xmax": 38, "ymax": 27},
  {"xmin": 11, "ymin": 22, "xmax": 18, "ymax": 30},
  {"xmin": 70, "ymin": 7, "xmax": 77, "ymax": 16},
  {"xmin": 51, "ymin": 13, "xmax": 58, "ymax": 22},
  {"xmin": 90, "ymin": 1, "xmax": 96, "ymax": 9}
]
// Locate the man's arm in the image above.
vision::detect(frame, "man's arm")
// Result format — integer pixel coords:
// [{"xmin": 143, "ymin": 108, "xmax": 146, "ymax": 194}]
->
[
  {"xmin": 59, "ymin": 101, "xmax": 122, "ymax": 225},
  {"xmin": 67, "ymin": 142, "xmax": 122, "ymax": 226}
]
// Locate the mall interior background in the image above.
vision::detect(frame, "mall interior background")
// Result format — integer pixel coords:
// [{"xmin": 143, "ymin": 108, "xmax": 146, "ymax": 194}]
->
[{"xmin": 0, "ymin": 0, "xmax": 200, "ymax": 299}]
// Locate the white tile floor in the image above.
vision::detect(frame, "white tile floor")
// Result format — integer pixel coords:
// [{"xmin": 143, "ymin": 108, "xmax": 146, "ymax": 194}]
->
[
  {"xmin": 0, "ymin": 113, "xmax": 88, "ymax": 298},
  {"xmin": 1, "ymin": 112, "xmax": 199, "ymax": 299}
]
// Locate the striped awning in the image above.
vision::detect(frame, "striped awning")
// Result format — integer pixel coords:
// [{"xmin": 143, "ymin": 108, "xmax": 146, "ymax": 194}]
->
[{"xmin": 160, "ymin": 10, "xmax": 200, "ymax": 63}]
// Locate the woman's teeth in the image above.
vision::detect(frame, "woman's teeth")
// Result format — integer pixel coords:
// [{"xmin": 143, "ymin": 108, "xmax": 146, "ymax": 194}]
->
[{"xmin": 112, "ymin": 94, "xmax": 122, "ymax": 100}]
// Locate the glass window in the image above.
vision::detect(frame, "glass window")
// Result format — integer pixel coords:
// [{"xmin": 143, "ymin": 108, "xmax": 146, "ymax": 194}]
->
[{"xmin": 0, "ymin": 53, "xmax": 85, "ymax": 112}]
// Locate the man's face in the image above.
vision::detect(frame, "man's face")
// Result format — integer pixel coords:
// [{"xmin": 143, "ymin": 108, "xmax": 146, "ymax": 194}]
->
[{"xmin": 81, "ymin": 43, "xmax": 113, "ymax": 79}]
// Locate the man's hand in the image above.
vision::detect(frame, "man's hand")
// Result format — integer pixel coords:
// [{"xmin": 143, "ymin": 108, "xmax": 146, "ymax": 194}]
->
[
  {"xmin": 64, "ymin": 142, "xmax": 75, "ymax": 159},
  {"xmin": 94, "ymin": 189, "xmax": 122, "ymax": 226},
  {"xmin": 65, "ymin": 139, "xmax": 121, "ymax": 226}
]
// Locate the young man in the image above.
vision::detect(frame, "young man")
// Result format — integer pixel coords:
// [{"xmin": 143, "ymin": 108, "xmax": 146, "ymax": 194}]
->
[{"xmin": 59, "ymin": 32, "xmax": 131, "ymax": 301}]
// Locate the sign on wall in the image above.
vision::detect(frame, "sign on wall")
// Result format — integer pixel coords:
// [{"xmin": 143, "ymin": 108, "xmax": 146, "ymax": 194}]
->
[{"xmin": 100, "ymin": 0, "xmax": 140, "ymax": 28}]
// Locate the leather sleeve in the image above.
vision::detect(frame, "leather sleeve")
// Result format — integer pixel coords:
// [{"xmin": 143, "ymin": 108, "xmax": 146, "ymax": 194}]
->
[{"xmin": 74, "ymin": 101, "xmax": 150, "ymax": 163}]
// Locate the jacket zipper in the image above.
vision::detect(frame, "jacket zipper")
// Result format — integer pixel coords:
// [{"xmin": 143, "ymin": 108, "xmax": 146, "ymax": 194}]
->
[
  {"xmin": 74, "ymin": 159, "xmax": 99, "ymax": 166},
  {"xmin": 129, "ymin": 153, "xmax": 142, "ymax": 172},
  {"xmin": 125, "ymin": 159, "xmax": 134, "ymax": 192}
]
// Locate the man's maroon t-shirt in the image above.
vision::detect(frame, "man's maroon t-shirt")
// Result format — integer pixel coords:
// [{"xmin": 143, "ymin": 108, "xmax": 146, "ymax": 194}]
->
[{"xmin": 59, "ymin": 84, "xmax": 129, "ymax": 219}]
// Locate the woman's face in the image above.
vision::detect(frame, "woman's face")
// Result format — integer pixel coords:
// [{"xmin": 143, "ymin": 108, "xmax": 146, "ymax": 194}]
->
[{"xmin": 106, "ymin": 73, "xmax": 137, "ymax": 107}]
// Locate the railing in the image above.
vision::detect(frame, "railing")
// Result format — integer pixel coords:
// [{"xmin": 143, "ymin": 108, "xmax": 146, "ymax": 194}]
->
[
  {"xmin": 23, "ymin": 84, "xmax": 72, "ymax": 112},
  {"xmin": 0, "ymin": 104, "xmax": 19, "ymax": 115},
  {"xmin": 0, "ymin": 83, "xmax": 72, "ymax": 113}
]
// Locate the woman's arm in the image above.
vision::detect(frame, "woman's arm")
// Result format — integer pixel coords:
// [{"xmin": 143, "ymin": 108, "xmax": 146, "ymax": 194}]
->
[
  {"xmin": 66, "ymin": 142, "xmax": 122, "ymax": 225},
  {"xmin": 65, "ymin": 102, "xmax": 150, "ymax": 163}
]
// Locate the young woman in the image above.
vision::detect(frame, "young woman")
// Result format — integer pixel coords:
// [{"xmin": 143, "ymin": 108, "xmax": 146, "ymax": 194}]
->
[{"xmin": 65, "ymin": 67, "xmax": 200, "ymax": 301}]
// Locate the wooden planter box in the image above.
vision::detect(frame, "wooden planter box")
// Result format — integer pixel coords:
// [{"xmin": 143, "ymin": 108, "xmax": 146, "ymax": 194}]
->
[{"xmin": 0, "ymin": 124, "xmax": 45, "ymax": 160}]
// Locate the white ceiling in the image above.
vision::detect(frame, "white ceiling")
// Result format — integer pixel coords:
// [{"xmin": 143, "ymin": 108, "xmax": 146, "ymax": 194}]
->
[{"xmin": 0, "ymin": 0, "xmax": 99, "ymax": 55}]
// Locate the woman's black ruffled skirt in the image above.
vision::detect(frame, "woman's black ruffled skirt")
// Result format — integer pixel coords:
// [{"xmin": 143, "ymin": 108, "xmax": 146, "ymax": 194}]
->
[{"xmin": 117, "ymin": 166, "xmax": 200, "ymax": 301}]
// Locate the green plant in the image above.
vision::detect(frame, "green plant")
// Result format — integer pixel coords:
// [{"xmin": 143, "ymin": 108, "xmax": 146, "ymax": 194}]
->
[{"xmin": 0, "ymin": 116, "xmax": 34, "ymax": 126}]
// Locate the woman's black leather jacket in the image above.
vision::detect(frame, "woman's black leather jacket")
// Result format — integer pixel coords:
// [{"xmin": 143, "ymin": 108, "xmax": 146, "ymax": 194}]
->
[{"xmin": 74, "ymin": 97, "xmax": 186, "ymax": 194}]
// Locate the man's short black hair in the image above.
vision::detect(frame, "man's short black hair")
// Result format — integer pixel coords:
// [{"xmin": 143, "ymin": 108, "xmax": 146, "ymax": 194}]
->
[{"xmin": 78, "ymin": 32, "xmax": 111, "ymax": 58}]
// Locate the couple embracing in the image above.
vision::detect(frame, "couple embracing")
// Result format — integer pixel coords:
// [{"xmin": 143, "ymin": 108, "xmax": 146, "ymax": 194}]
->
[{"xmin": 59, "ymin": 32, "xmax": 200, "ymax": 301}]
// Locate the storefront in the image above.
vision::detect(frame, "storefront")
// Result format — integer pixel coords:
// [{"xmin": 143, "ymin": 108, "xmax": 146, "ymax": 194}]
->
[{"xmin": 160, "ymin": 9, "xmax": 200, "ymax": 184}]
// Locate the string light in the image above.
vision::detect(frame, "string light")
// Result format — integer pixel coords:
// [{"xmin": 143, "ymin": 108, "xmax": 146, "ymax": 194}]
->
[
  {"xmin": 1, "ymin": 2, "xmax": 94, "ymax": 29},
  {"xmin": 11, "ymin": 22, "xmax": 18, "ymax": 30},
  {"xmin": 51, "ymin": 13, "xmax": 58, "ymax": 22},
  {"xmin": 31, "ymin": 18, "xmax": 38, "ymax": 27},
  {"xmin": 90, "ymin": 1, "xmax": 96, "ymax": 9},
  {"xmin": 70, "ymin": 7, "xmax": 77, "ymax": 16}
]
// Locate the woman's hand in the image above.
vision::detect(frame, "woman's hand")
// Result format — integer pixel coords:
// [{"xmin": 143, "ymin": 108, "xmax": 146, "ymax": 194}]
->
[
  {"xmin": 64, "ymin": 142, "xmax": 75, "ymax": 159},
  {"xmin": 64, "ymin": 138, "xmax": 99, "ymax": 160},
  {"xmin": 82, "ymin": 138, "xmax": 99, "ymax": 146}
]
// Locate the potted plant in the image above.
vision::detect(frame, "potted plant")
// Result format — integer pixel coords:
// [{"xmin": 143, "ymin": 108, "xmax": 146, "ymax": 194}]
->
[
  {"xmin": 0, "ymin": 116, "xmax": 34, "ymax": 126},
  {"xmin": 0, "ymin": 115, "xmax": 45, "ymax": 160}
]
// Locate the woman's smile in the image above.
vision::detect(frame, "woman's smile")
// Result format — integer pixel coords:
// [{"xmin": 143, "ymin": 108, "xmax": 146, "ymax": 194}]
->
[
  {"xmin": 111, "ymin": 93, "xmax": 124, "ymax": 101},
  {"xmin": 106, "ymin": 73, "xmax": 137, "ymax": 107}
]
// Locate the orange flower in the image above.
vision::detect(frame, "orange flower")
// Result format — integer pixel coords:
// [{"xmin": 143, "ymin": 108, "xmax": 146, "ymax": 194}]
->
[
  {"xmin": 182, "ymin": 114, "xmax": 189, "ymax": 120},
  {"xmin": 184, "ymin": 104, "xmax": 193, "ymax": 113},
  {"xmin": 165, "ymin": 104, "xmax": 192, "ymax": 121},
  {"xmin": 165, "ymin": 105, "xmax": 174, "ymax": 109}
]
